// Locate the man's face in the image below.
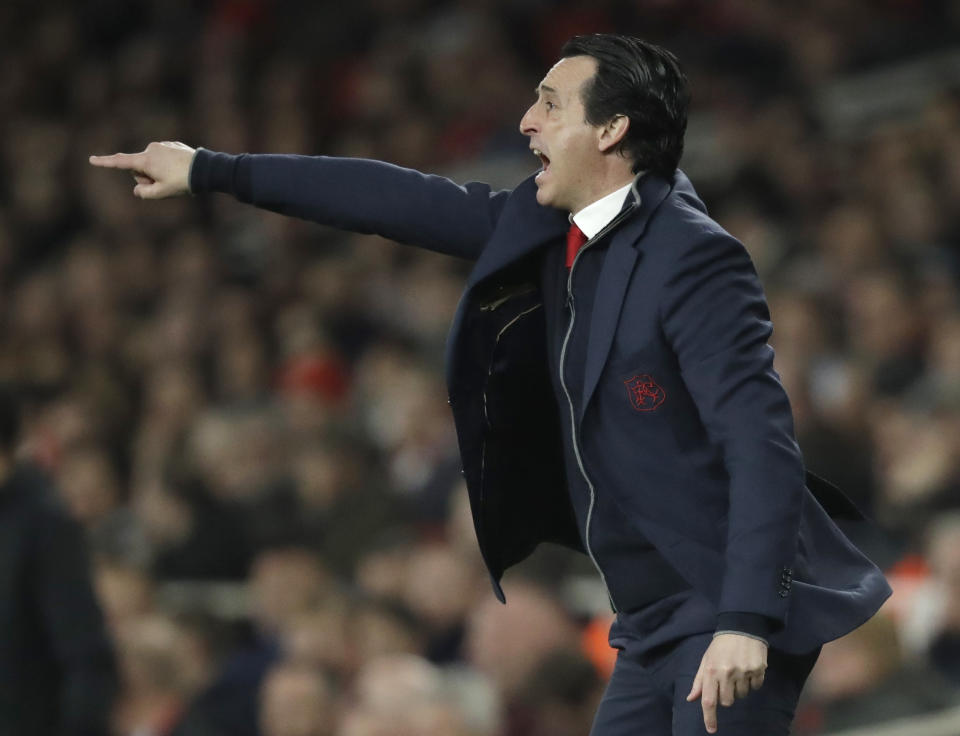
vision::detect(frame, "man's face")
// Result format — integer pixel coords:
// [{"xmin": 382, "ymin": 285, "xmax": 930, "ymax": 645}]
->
[{"xmin": 519, "ymin": 55, "xmax": 604, "ymax": 213}]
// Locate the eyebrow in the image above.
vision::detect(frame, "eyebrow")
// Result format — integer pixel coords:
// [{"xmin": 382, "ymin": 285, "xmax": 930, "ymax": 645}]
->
[{"xmin": 535, "ymin": 84, "xmax": 558, "ymax": 96}]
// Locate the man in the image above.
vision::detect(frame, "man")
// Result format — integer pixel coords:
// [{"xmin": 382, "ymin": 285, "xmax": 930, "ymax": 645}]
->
[
  {"xmin": 0, "ymin": 385, "xmax": 118, "ymax": 735},
  {"xmin": 91, "ymin": 34, "xmax": 890, "ymax": 735}
]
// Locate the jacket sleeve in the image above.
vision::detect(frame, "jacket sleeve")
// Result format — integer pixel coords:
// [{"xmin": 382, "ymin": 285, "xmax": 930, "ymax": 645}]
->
[
  {"xmin": 659, "ymin": 228, "xmax": 804, "ymax": 630},
  {"xmin": 32, "ymin": 504, "xmax": 118, "ymax": 736},
  {"xmin": 190, "ymin": 150, "xmax": 510, "ymax": 261}
]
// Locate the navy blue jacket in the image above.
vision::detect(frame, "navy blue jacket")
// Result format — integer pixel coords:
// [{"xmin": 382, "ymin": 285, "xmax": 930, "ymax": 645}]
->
[
  {"xmin": 191, "ymin": 151, "xmax": 891, "ymax": 654},
  {"xmin": 0, "ymin": 464, "xmax": 117, "ymax": 736}
]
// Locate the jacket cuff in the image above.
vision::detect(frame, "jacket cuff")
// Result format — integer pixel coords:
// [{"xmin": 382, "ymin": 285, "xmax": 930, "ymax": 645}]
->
[
  {"xmin": 189, "ymin": 148, "xmax": 252, "ymax": 200},
  {"xmin": 714, "ymin": 612, "xmax": 774, "ymax": 643}
]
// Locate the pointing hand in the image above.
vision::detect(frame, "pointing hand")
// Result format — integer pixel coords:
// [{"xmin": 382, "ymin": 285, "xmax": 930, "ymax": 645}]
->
[
  {"xmin": 89, "ymin": 141, "xmax": 196, "ymax": 199},
  {"xmin": 686, "ymin": 633, "xmax": 768, "ymax": 733}
]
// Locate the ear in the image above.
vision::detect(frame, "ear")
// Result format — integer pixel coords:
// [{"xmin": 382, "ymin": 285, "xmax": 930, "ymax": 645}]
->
[{"xmin": 597, "ymin": 115, "xmax": 629, "ymax": 154}]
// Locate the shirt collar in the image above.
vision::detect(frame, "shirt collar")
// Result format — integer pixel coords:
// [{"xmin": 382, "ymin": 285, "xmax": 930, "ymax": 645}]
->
[{"xmin": 570, "ymin": 181, "xmax": 635, "ymax": 239}]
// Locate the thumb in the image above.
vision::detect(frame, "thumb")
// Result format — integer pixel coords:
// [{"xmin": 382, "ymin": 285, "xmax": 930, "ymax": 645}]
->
[{"xmin": 133, "ymin": 182, "xmax": 163, "ymax": 199}]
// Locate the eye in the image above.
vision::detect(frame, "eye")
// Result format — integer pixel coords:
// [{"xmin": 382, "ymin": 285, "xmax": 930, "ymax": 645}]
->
[{"xmin": 544, "ymin": 100, "xmax": 556, "ymax": 111}]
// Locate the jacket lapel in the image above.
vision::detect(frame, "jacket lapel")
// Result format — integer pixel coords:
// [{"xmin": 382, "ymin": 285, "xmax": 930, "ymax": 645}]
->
[
  {"xmin": 580, "ymin": 174, "xmax": 673, "ymax": 419},
  {"xmin": 466, "ymin": 175, "xmax": 568, "ymax": 290}
]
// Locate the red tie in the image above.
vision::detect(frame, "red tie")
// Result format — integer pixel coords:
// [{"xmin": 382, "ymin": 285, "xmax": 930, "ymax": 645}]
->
[{"xmin": 566, "ymin": 222, "xmax": 588, "ymax": 268}]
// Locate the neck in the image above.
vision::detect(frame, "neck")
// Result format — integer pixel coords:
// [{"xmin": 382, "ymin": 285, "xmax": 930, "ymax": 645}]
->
[{"xmin": 571, "ymin": 171, "xmax": 636, "ymax": 217}]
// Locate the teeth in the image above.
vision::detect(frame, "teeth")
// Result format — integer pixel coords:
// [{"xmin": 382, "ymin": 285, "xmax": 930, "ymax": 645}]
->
[{"xmin": 533, "ymin": 148, "xmax": 542, "ymax": 156}]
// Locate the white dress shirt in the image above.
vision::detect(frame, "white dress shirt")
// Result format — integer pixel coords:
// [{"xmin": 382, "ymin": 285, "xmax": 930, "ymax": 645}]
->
[{"xmin": 570, "ymin": 181, "xmax": 634, "ymax": 239}]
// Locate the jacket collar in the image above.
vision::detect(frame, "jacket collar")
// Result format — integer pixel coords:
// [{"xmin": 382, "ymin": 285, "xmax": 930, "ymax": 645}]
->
[
  {"xmin": 580, "ymin": 172, "xmax": 673, "ymax": 418},
  {"xmin": 461, "ymin": 170, "xmax": 676, "ymax": 417},
  {"xmin": 468, "ymin": 169, "xmax": 679, "ymax": 290},
  {"xmin": 465, "ymin": 174, "xmax": 570, "ymax": 290}
]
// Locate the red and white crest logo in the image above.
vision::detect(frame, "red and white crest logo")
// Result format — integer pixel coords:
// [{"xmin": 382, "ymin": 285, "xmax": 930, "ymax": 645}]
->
[{"xmin": 624, "ymin": 374, "xmax": 666, "ymax": 412}]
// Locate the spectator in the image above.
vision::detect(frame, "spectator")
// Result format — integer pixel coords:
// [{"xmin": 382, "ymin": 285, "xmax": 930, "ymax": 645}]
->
[
  {"xmin": 342, "ymin": 653, "xmax": 498, "ymax": 736},
  {"xmin": 56, "ymin": 442, "xmax": 149, "ymax": 564},
  {"xmin": 904, "ymin": 513, "xmax": 960, "ymax": 684},
  {"xmin": 170, "ymin": 547, "xmax": 332, "ymax": 736},
  {"xmin": 516, "ymin": 648, "xmax": 605, "ymax": 736},
  {"xmin": 258, "ymin": 663, "xmax": 336, "ymax": 736},
  {"xmin": 401, "ymin": 540, "xmax": 485, "ymax": 663},
  {"xmin": 280, "ymin": 603, "xmax": 353, "ymax": 680},
  {"xmin": 797, "ymin": 611, "xmax": 960, "ymax": 734},
  {"xmin": 94, "ymin": 559, "xmax": 156, "ymax": 635},
  {"xmin": 113, "ymin": 613, "xmax": 212, "ymax": 736},
  {"xmin": 349, "ymin": 596, "xmax": 426, "ymax": 670},
  {"xmin": 465, "ymin": 581, "xmax": 579, "ymax": 698}
]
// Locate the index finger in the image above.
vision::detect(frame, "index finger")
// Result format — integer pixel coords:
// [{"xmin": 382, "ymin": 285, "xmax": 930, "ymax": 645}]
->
[
  {"xmin": 88, "ymin": 152, "xmax": 146, "ymax": 171},
  {"xmin": 701, "ymin": 675, "xmax": 719, "ymax": 734}
]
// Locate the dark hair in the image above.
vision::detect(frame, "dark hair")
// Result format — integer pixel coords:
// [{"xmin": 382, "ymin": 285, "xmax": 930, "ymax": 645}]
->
[{"xmin": 561, "ymin": 34, "xmax": 689, "ymax": 178}]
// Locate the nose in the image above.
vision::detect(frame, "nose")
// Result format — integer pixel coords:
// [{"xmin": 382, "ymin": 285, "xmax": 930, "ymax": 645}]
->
[{"xmin": 519, "ymin": 103, "xmax": 538, "ymax": 136}]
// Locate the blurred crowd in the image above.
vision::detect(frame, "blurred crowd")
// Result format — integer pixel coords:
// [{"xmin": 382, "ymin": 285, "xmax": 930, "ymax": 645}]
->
[{"xmin": 3, "ymin": 0, "xmax": 960, "ymax": 734}]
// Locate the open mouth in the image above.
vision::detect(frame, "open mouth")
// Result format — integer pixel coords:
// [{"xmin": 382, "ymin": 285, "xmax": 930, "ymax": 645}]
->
[{"xmin": 532, "ymin": 148, "xmax": 550, "ymax": 175}]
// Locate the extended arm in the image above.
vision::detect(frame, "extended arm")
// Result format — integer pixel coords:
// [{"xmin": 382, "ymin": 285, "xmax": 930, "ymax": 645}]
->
[{"xmin": 90, "ymin": 142, "xmax": 509, "ymax": 260}]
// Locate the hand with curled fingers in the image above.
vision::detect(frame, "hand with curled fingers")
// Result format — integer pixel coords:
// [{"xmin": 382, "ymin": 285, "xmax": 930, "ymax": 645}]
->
[
  {"xmin": 686, "ymin": 632, "xmax": 768, "ymax": 733},
  {"xmin": 89, "ymin": 141, "xmax": 196, "ymax": 199}
]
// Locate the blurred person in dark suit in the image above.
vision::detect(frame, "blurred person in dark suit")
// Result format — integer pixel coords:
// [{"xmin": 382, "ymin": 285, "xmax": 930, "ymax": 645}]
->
[
  {"xmin": 0, "ymin": 385, "xmax": 118, "ymax": 735},
  {"xmin": 91, "ymin": 33, "xmax": 890, "ymax": 735}
]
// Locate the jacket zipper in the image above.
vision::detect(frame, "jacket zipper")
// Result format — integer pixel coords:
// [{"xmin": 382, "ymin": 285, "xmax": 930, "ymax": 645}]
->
[{"xmin": 559, "ymin": 201, "xmax": 640, "ymax": 614}]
